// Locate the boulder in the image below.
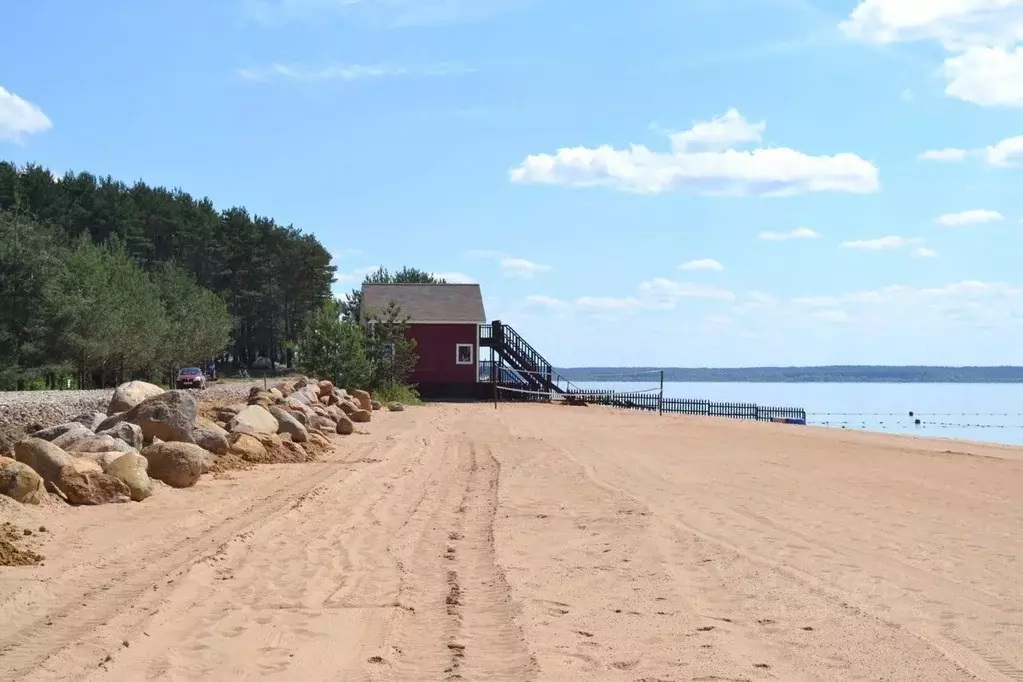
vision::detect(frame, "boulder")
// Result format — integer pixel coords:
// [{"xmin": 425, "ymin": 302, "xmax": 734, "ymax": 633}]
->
[
  {"xmin": 98, "ymin": 422, "xmax": 143, "ymax": 450},
  {"xmin": 14, "ymin": 438, "xmax": 74, "ymax": 491},
  {"xmin": 325, "ymin": 405, "xmax": 343, "ymax": 423},
  {"xmin": 105, "ymin": 453, "xmax": 153, "ymax": 501},
  {"xmin": 269, "ymin": 406, "xmax": 309, "ymax": 443},
  {"xmin": 319, "ymin": 396, "xmax": 330, "ymax": 406},
  {"xmin": 339, "ymin": 400, "xmax": 359, "ymax": 416},
  {"xmin": 100, "ymin": 390, "xmax": 198, "ymax": 444},
  {"xmin": 272, "ymin": 381, "xmax": 294, "ymax": 398},
  {"xmin": 318, "ymin": 380, "xmax": 335, "ymax": 397},
  {"xmin": 308, "ymin": 432, "xmax": 332, "ymax": 449},
  {"xmin": 197, "ymin": 450, "xmax": 217, "ymax": 474},
  {"xmin": 57, "ymin": 464, "xmax": 131, "ymax": 505},
  {"xmin": 192, "ymin": 428, "xmax": 229, "ymax": 456},
  {"xmin": 312, "ymin": 405, "xmax": 331, "ymax": 419},
  {"xmin": 229, "ymin": 405, "xmax": 279, "ymax": 435},
  {"xmin": 70, "ymin": 411, "xmax": 108, "ymax": 431},
  {"xmin": 269, "ymin": 387, "xmax": 283, "ymax": 401},
  {"xmin": 0, "ymin": 459, "xmax": 44, "ymax": 504},
  {"xmin": 69, "ymin": 457, "xmax": 104, "ymax": 475},
  {"xmin": 109, "ymin": 380, "xmax": 165, "ymax": 414},
  {"xmin": 285, "ymin": 407, "xmax": 310, "ymax": 427},
  {"xmin": 215, "ymin": 404, "xmax": 246, "ymax": 422},
  {"xmin": 195, "ymin": 416, "xmax": 229, "ymax": 437},
  {"xmin": 142, "ymin": 442, "xmax": 206, "ymax": 488},
  {"xmin": 292, "ymin": 386, "xmax": 321, "ymax": 407},
  {"xmin": 66, "ymin": 433, "xmax": 136, "ymax": 454},
  {"xmin": 72, "ymin": 451, "xmax": 129, "ymax": 471},
  {"xmin": 387, "ymin": 402, "xmax": 406, "ymax": 412},
  {"xmin": 352, "ymin": 390, "xmax": 372, "ymax": 412},
  {"xmin": 371, "ymin": 400, "xmax": 382, "ymax": 411},
  {"xmin": 336, "ymin": 415, "xmax": 355, "ymax": 435},
  {"xmin": 229, "ymin": 434, "xmax": 267, "ymax": 462},
  {"xmin": 34, "ymin": 422, "xmax": 92, "ymax": 444},
  {"xmin": 311, "ymin": 416, "xmax": 335, "ymax": 433},
  {"xmin": 247, "ymin": 388, "xmax": 276, "ymax": 409},
  {"xmin": 351, "ymin": 409, "xmax": 372, "ymax": 423}
]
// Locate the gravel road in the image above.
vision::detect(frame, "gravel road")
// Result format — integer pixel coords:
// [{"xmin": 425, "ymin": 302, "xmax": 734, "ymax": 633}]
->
[{"xmin": 0, "ymin": 380, "xmax": 275, "ymax": 432}]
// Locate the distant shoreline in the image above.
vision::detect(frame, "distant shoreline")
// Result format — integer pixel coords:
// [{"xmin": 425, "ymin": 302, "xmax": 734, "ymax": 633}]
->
[{"xmin": 557, "ymin": 366, "xmax": 1023, "ymax": 383}]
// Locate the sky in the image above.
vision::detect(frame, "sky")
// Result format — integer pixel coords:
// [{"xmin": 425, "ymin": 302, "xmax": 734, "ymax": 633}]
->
[{"xmin": 2, "ymin": 0, "xmax": 1023, "ymax": 368}]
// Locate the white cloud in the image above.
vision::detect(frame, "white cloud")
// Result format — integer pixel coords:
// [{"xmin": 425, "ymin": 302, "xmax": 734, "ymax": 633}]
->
[
  {"xmin": 759, "ymin": 227, "xmax": 820, "ymax": 240},
  {"xmin": 679, "ymin": 258, "xmax": 724, "ymax": 271},
  {"xmin": 333, "ymin": 265, "xmax": 382, "ymax": 284},
  {"xmin": 433, "ymin": 271, "xmax": 475, "ymax": 283},
  {"xmin": 0, "ymin": 86, "xmax": 52, "ymax": 144},
  {"xmin": 239, "ymin": 62, "xmax": 472, "ymax": 82},
  {"xmin": 510, "ymin": 109, "xmax": 880, "ymax": 197},
  {"xmin": 500, "ymin": 257, "xmax": 552, "ymax": 278},
  {"xmin": 841, "ymin": 236, "xmax": 925, "ymax": 251},
  {"xmin": 840, "ymin": 0, "xmax": 1023, "ymax": 48},
  {"xmin": 914, "ymin": 247, "xmax": 938, "ymax": 258},
  {"xmin": 526, "ymin": 295, "xmax": 570, "ymax": 309},
  {"xmin": 935, "ymin": 209, "xmax": 1004, "ymax": 226},
  {"xmin": 986, "ymin": 135, "xmax": 1023, "ymax": 166},
  {"xmin": 919, "ymin": 148, "xmax": 967, "ymax": 161},
  {"xmin": 842, "ymin": 2, "xmax": 1023, "ymax": 108},
  {"xmin": 943, "ymin": 46, "xmax": 1023, "ymax": 107},
  {"xmin": 638, "ymin": 278, "xmax": 735, "ymax": 302}
]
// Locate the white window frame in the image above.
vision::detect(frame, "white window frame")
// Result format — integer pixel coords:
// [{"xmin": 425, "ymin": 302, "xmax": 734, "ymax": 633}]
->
[
  {"xmin": 456, "ymin": 343, "xmax": 474, "ymax": 365},
  {"xmin": 381, "ymin": 343, "xmax": 395, "ymax": 359}
]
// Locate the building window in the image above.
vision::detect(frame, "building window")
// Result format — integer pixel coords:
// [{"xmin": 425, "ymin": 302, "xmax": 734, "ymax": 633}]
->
[
  {"xmin": 456, "ymin": 343, "xmax": 474, "ymax": 365},
  {"xmin": 382, "ymin": 343, "xmax": 395, "ymax": 359}
]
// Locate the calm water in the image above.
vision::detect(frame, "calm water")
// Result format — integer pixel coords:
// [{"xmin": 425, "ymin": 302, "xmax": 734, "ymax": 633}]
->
[{"xmin": 573, "ymin": 381, "xmax": 1023, "ymax": 447}]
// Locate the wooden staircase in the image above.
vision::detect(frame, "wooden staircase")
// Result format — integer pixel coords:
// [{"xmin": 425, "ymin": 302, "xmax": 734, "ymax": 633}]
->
[{"xmin": 479, "ymin": 321, "xmax": 567, "ymax": 396}]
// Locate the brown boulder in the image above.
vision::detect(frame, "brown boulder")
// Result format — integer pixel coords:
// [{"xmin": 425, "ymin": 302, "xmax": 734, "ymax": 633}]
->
[
  {"xmin": 229, "ymin": 434, "xmax": 267, "ymax": 462},
  {"xmin": 272, "ymin": 381, "xmax": 294, "ymax": 397},
  {"xmin": 352, "ymin": 390, "xmax": 372, "ymax": 412},
  {"xmin": 109, "ymin": 380, "xmax": 164, "ymax": 414},
  {"xmin": 14, "ymin": 438, "xmax": 74, "ymax": 491},
  {"xmin": 269, "ymin": 406, "xmax": 309, "ymax": 443},
  {"xmin": 371, "ymin": 400, "xmax": 382, "ymax": 411},
  {"xmin": 351, "ymin": 409, "xmax": 372, "ymax": 423},
  {"xmin": 142, "ymin": 442, "xmax": 206, "ymax": 488},
  {"xmin": 105, "ymin": 453, "xmax": 153, "ymax": 501},
  {"xmin": 98, "ymin": 422, "xmax": 144, "ymax": 450},
  {"xmin": 339, "ymin": 400, "xmax": 359, "ymax": 415},
  {"xmin": 57, "ymin": 464, "xmax": 131, "ymax": 505},
  {"xmin": 193, "ymin": 428, "xmax": 229, "ymax": 456},
  {"xmin": 336, "ymin": 415, "xmax": 355, "ymax": 435},
  {"xmin": 101, "ymin": 391, "xmax": 198, "ymax": 444},
  {"xmin": 229, "ymin": 405, "xmax": 279, "ymax": 435},
  {"xmin": 387, "ymin": 402, "xmax": 406, "ymax": 412},
  {"xmin": 0, "ymin": 459, "xmax": 44, "ymax": 504}
]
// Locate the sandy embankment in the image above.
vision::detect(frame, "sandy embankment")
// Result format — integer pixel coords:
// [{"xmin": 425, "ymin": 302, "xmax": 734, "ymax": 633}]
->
[{"xmin": 1, "ymin": 404, "xmax": 1022, "ymax": 681}]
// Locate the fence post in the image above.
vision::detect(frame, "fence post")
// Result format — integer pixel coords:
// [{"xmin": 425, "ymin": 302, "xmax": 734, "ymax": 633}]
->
[{"xmin": 659, "ymin": 370, "xmax": 664, "ymax": 416}]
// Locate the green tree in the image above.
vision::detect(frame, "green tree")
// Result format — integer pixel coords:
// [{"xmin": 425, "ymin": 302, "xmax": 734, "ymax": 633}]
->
[
  {"xmin": 340, "ymin": 266, "xmax": 445, "ymax": 322},
  {"xmin": 152, "ymin": 263, "xmax": 232, "ymax": 382},
  {"xmin": 365, "ymin": 301, "xmax": 418, "ymax": 390},
  {"xmin": 296, "ymin": 300, "xmax": 373, "ymax": 390}
]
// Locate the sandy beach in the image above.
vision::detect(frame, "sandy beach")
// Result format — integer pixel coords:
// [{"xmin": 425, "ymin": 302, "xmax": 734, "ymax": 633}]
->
[{"xmin": 2, "ymin": 403, "xmax": 1022, "ymax": 681}]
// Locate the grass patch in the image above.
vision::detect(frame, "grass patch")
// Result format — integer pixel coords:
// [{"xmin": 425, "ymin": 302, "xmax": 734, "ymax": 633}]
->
[{"xmin": 373, "ymin": 383, "xmax": 423, "ymax": 406}]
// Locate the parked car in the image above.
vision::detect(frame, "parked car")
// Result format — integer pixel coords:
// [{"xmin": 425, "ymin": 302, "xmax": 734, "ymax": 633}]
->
[{"xmin": 175, "ymin": 367, "xmax": 207, "ymax": 390}]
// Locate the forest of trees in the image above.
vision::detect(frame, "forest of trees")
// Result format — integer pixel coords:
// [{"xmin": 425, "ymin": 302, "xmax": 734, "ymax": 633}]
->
[{"xmin": 0, "ymin": 161, "xmax": 335, "ymax": 389}]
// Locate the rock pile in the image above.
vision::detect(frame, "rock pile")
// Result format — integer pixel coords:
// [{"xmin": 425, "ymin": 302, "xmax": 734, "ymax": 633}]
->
[{"xmin": 0, "ymin": 378, "xmax": 405, "ymax": 508}]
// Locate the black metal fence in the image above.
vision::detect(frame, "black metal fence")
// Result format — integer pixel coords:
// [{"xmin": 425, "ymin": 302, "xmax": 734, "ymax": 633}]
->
[{"xmin": 563, "ymin": 390, "xmax": 807, "ymax": 424}]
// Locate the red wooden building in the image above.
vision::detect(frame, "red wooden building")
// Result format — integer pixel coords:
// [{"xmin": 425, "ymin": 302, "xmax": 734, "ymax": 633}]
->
[{"xmin": 361, "ymin": 284, "xmax": 487, "ymax": 399}]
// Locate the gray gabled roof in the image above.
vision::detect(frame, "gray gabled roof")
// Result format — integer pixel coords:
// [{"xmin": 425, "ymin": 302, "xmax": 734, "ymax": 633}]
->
[{"xmin": 361, "ymin": 284, "xmax": 487, "ymax": 324}]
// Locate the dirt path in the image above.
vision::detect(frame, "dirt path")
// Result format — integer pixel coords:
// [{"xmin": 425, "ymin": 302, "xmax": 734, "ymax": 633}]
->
[{"xmin": 2, "ymin": 403, "xmax": 1022, "ymax": 680}]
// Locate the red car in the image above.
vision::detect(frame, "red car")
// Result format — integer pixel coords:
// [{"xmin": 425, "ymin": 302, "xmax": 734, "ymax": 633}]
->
[{"xmin": 175, "ymin": 367, "xmax": 207, "ymax": 390}]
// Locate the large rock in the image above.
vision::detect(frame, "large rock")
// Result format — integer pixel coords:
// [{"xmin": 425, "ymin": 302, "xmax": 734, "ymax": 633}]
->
[
  {"xmin": 387, "ymin": 402, "xmax": 406, "ymax": 412},
  {"xmin": 351, "ymin": 409, "xmax": 372, "ymax": 423},
  {"xmin": 0, "ymin": 459, "xmax": 44, "ymax": 504},
  {"xmin": 272, "ymin": 381, "xmax": 294, "ymax": 398},
  {"xmin": 63, "ymin": 433, "xmax": 136, "ymax": 454},
  {"xmin": 229, "ymin": 434, "xmax": 266, "ymax": 462},
  {"xmin": 109, "ymin": 381, "xmax": 165, "ymax": 414},
  {"xmin": 196, "ymin": 416, "xmax": 229, "ymax": 437},
  {"xmin": 142, "ymin": 442, "xmax": 206, "ymax": 488},
  {"xmin": 98, "ymin": 422, "xmax": 143, "ymax": 450},
  {"xmin": 269, "ymin": 406, "xmax": 309, "ymax": 443},
  {"xmin": 318, "ymin": 380, "xmax": 335, "ymax": 397},
  {"xmin": 70, "ymin": 412, "xmax": 107, "ymax": 432},
  {"xmin": 285, "ymin": 406, "xmax": 311, "ymax": 427},
  {"xmin": 229, "ymin": 405, "xmax": 279, "ymax": 435},
  {"xmin": 72, "ymin": 451, "xmax": 130, "ymax": 471},
  {"xmin": 14, "ymin": 438, "xmax": 74, "ymax": 491},
  {"xmin": 57, "ymin": 464, "xmax": 131, "ymax": 505},
  {"xmin": 192, "ymin": 428, "xmax": 229, "ymax": 456},
  {"xmin": 311, "ymin": 416, "xmax": 335, "ymax": 433},
  {"xmin": 105, "ymin": 453, "xmax": 153, "ymax": 501},
  {"xmin": 215, "ymin": 404, "xmax": 246, "ymax": 422},
  {"xmin": 371, "ymin": 400, "xmax": 382, "ymax": 411},
  {"xmin": 292, "ymin": 386, "xmax": 321, "ymax": 408},
  {"xmin": 338, "ymin": 400, "xmax": 359, "ymax": 416},
  {"xmin": 352, "ymin": 390, "xmax": 372, "ymax": 412},
  {"xmin": 336, "ymin": 415, "xmax": 355, "ymax": 435},
  {"xmin": 35, "ymin": 422, "xmax": 92, "ymax": 445},
  {"xmin": 101, "ymin": 391, "xmax": 198, "ymax": 444}
]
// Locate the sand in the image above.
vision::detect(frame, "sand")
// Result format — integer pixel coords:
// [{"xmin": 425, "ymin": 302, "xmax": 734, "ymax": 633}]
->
[{"xmin": 1, "ymin": 403, "xmax": 1022, "ymax": 681}]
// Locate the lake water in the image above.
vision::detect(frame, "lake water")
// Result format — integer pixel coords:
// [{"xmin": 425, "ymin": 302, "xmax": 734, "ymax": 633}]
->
[{"xmin": 573, "ymin": 382, "xmax": 1023, "ymax": 447}]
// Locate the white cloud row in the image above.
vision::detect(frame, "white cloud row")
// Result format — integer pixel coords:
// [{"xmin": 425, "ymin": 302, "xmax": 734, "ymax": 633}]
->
[
  {"xmin": 921, "ymin": 134, "xmax": 1023, "ymax": 167},
  {"xmin": 465, "ymin": 250, "xmax": 552, "ymax": 278},
  {"xmin": 510, "ymin": 109, "xmax": 880, "ymax": 197},
  {"xmin": 238, "ymin": 62, "xmax": 473, "ymax": 82}
]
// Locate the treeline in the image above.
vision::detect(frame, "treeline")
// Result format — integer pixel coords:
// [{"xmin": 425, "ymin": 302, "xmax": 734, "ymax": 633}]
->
[
  {"xmin": 0, "ymin": 162, "xmax": 335, "ymax": 388},
  {"xmin": 558, "ymin": 366, "xmax": 1023, "ymax": 383}
]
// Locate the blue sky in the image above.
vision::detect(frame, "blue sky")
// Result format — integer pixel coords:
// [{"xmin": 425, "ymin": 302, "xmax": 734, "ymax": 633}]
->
[{"xmin": 3, "ymin": 0, "xmax": 1023, "ymax": 367}]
